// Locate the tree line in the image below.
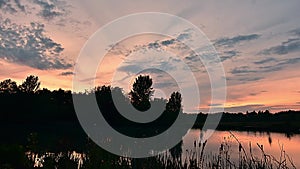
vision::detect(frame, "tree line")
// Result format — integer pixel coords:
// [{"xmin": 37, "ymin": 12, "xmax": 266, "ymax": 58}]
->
[
  {"xmin": 0, "ymin": 75, "xmax": 183, "ymax": 146},
  {"xmin": 1, "ymin": 74, "xmax": 299, "ymax": 146}
]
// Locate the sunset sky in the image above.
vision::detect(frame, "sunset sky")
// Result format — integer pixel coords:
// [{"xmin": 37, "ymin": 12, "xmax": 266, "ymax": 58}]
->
[{"xmin": 0, "ymin": 0, "xmax": 300, "ymax": 113}]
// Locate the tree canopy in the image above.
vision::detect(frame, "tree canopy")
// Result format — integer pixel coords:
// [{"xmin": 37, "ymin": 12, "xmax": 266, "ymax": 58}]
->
[
  {"xmin": 129, "ymin": 75, "xmax": 154, "ymax": 111},
  {"xmin": 0, "ymin": 79, "xmax": 18, "ymax": 94},
  {"xmin": 19, "ymin": 75, "xmax": 40, "ymax": 93}
]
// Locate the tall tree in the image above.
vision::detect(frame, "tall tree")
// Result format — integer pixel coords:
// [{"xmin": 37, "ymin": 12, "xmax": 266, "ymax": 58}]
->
[
  {"xmin": 0, "ymin": 79, "xmax": 18, "ymax": 94},
  {"xmin": 19, "ymin": 75, "xmax": 41, "ymax": 93},
  {"xmin": 129, "ymin": 75, "xmax": 154, "ymax": 111},
  {"xmin": 166, "ymin": 92, "xmax": 182, "ymax": 113}
]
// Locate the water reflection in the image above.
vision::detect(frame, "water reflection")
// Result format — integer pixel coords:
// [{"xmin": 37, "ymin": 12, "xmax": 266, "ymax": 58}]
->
[
  {"xmin": 182, "ymin": 130, "xmax": 300, "ymax": 168},
  {"xmin": 25, "ymin": 130, "xmax": 300, "ymax": 168},
  {"xmin": 27, "ymin": 151, "xmax": 86, "ymax": 169}
]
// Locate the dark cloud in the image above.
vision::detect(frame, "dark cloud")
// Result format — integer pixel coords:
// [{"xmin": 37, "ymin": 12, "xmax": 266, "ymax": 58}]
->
[
  {"xmin": 296, "ymin": 102, "xmax": 300, "ymax": 105},
  {"xmin": 59, "ymin": 71, "xmax": 74, "ymax": 76},
  {"xmin": 259, "ymin": 38, "xmax": 300, "ymax": 55},
  {"xmin": 259, "ymin": 28, "xmax": 300, "ymax": 55},
  {"xmin": 253, "ymin": 58, "xmax": 277, "ymax": 64},
  {"xmin": 185, "ymin": 51, "xmax": 218, "ymax": 63},
  {"xmin": 148, "ymin": 41, "xmax": 161, "ymax": 49},
  {"xmin": 145, "ymin": 30, "xmax": 192, "ymax": 50},
  {"xmin": 227, "ymin": 56, "xmax": 300, "ymax": 84},
  {"xmin": 226, "ymin": 76, "xmax": 264, "ymax": 83},
  {"xmin": 161, "ymin": 39, "xmax": 176, "ymax": 46},
  {"xmin": 160, "ymin": 30, "xmax": 191, "ymax": 47},
  {"xmin": 256, "ymin": 65, "xmax": 282, "ymax": 72},
  {"xmin": 276, "ymin": 57, "xmax": 300, "ymax": 66},
  {"xmin": 220, "ymin": 50, "xmax": 240, "ymax": 62},
  {"xmin": 213, "ymin": 34, "xmax": 256, "ymax": 63},
  {"xmin": 231, "ymin": 57, "xmax": 300, "ymax": 76},
  {"xmin": 109, "ymin": 29, "xmax": 211, "ymax": 75},
  {"xmin": 0, "ymin": 0, "xmax": 25, "ymax": 13},
  {"xmin": 249, "ymin": 92, "xmax": 258, "ymax": 96},
  {"xmin": 0, "ymin": 0, "xmax": 69, "ymax": 20},
  {"xmin": 108, "ymin": 29, "xmax": 194, "ymax": 59},
  {"xmin": 249, "ymin": 91, "xmax": 267, "ymax": 96},
  {"xmin": 208, "ymin": 103, "xmax": 223, "ymax": 107},
  {"xmin": 241, "ymin": 76, "xmax": 264, "ymax": 82},
  {"xmin": 214, "ymin": 34, "xmax": 260, "ymax": 48},
  {"xmin": 109, "ymin": 30, "xmax": 196, "ymax": 75},
  {"xmin": 231, "ymin": 66, "xmax": 257, "ymax": 74},
  {"xmin": 257, "ymin": 57, "xmax": 300, "ymax": 72},
  {"xmin": 0, "ymin": 18, "xmax": 71, "ymax": 70},
  {"xmin": 184, "ymin": 54, "xmax": 199, "ymax": 62},
  {"xmin": 14, "ymin": 0, "xmax": 25, "ymax": 11},
  {"xmin": 33, "ymin": 0, "xmax": 67, "ymax": 20},
  {"xmin": 176, "ymin": 32, "xmax": 191, "ymax": 41}
]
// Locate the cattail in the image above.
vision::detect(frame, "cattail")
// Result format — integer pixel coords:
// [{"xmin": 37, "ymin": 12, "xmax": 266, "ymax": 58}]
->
[
  {"xmin": 239, "ymin": 143, "xmax": 242, "ymax": 152},
  {"xmin": 203, "ymin": 140, "xmax": 207, "ymax": 148},
  {"xmin": 220, "ymin": 143, "xmax": 224, "ymax": 151}
]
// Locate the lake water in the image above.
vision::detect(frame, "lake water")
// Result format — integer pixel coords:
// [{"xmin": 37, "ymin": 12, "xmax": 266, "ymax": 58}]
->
[
  {"xmin": 28, "ymin": 129, "xmax": 300, "ymax": 168},
  {"xmin": 182, "ymin": 129, "xmax": 300, "ymax": 167}
]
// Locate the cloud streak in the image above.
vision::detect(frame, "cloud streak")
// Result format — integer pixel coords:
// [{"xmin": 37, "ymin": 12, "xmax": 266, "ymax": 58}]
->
[
  {"xmin": 214, "ymin": 34, "xmax": 261, "ymax": 48},
  {"xmin": 219, "ymin": 50, "xmax": 240, "ymax": 62},
  {"xmin": 259, "ymin": 38, "xmax": 300, "ymax": 55},
  {"xmin": 253, "ymin": 58, "xmax": 277, "ymax": 65},
  {"xmin": 59, "ymin": 71, "xmax": 74, "ymax": 76},
  {"xmin": 259, "ymin": 28, "xmax": 300, "ymax": 55},
  {"xmin": 231, "ymin": 57, "xmax": 300, "ymax": 75}
]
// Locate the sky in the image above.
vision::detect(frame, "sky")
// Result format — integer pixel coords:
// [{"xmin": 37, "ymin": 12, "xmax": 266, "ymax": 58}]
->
[{"xmin": 0, "ymin": 0, "xmax": 300, "ymax": 113}]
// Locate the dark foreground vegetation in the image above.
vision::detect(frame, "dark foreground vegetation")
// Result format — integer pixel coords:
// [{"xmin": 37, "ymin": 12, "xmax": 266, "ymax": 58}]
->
[
  {"xmin": 0, "ymin": 75, "xmax": 299, "ymax": 168},
  {"xmin": 0, "ymin": 131, "xmax": 296, "ymax": 169}
]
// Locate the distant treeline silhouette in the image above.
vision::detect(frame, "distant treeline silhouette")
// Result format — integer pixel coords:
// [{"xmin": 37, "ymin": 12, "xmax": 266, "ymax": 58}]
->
[
  {"xmin": 0, "ymin": 75, "xmax": 300, "ymax": 146},
  {"xmin": 193, "ymin": 110, "xmax": 300, "ymax": 133}
]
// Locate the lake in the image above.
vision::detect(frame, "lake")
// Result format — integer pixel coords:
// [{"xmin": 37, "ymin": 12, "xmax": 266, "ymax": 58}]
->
[
  {"xmin": 182, "ymin": 129, "xmax": 300, "ymax": 168},
  {"xmin": 27, "ymin": 129, "xmax": 300, "ymax": 168}
]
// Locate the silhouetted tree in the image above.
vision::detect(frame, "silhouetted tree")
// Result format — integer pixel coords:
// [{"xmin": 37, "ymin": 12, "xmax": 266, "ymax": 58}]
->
[
  {"xmin": 36, "ymin": 88, "xmax": 51, "ymax": 95},
  {"xmin": 264, "ymin": 110, "xmax": 270, "ymax": 114},
  {"xmin": 166, "ymin": 92, "xmax": 182, "ymax": 113},
  {"xmin": 0, "ymin": 79, "xmax": 18, "ymax": 94},
  {"xmin": 19, "ymin": 75, "xmax": 40, "ymax": 93},
  {"xmin": 129, "ymin": 75, "xmax": 154, "ymax": 111}
]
